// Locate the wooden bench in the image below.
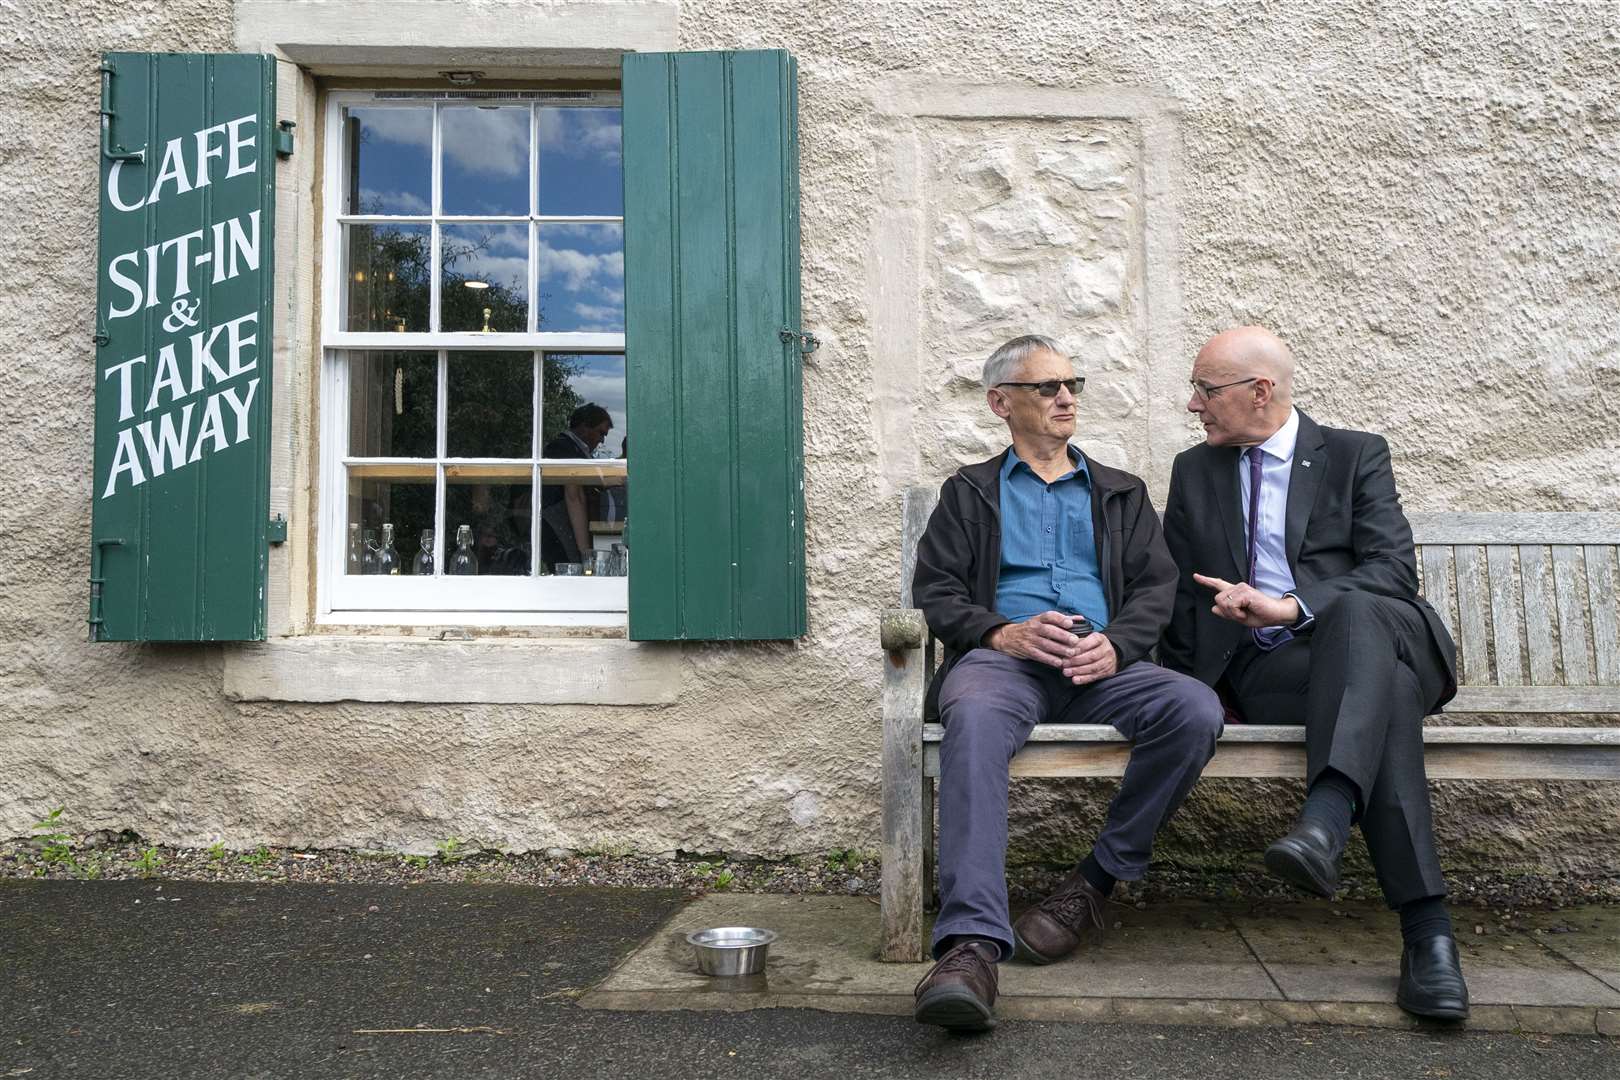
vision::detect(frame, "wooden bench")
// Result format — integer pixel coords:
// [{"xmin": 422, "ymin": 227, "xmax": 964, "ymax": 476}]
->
[{"xmin": 879, "ymin": 490, "xmax": 1620, "ymax": 961}]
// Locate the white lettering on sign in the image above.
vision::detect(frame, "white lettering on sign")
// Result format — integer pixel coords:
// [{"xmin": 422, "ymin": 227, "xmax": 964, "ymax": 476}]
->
[
  {"xmin": 98, "ymin": 110, "xmax": 269, "ymax": 501},
  {"xmin": 106, "ymin": 114, "xmax": 257, "ymax": 212}
]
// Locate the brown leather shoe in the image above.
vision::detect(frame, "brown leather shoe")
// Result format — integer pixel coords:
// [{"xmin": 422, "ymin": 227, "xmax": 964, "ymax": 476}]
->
[
  {"xmin": 913, "ymin": 940, "xmax": 998, "ymax": 1031},
  {"xmin": 1011, "ymin": 869, "xmax": 1108, "ymax": 965}
]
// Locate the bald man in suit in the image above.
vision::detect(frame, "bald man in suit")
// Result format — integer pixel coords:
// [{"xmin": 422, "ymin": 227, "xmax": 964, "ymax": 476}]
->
[{"xmin": 1160, "ymin": 326, "xmax": 1468, "ymax": 1020}]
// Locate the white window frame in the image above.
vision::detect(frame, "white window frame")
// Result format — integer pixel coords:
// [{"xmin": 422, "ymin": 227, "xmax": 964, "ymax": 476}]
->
[{"xmin": 316, "ymin": 89, "xmax": 629, "ymax": 626}]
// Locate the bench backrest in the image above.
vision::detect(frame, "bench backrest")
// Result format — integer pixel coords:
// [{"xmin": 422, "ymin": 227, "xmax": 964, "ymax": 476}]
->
[{"xmin": 898, "ymin": 487, "xmax": 1620, "ymax": 713}]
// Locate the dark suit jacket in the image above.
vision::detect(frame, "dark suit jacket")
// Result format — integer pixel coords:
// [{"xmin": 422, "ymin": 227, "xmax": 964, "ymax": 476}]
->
[{"xmin": 1159, "ymin": 410, "xmax": 1457, "ymax": 711}]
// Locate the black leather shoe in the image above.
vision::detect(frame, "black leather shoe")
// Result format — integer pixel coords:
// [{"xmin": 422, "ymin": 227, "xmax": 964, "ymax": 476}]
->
[
  {"xmin": 1397, "ymin": 934, "xmax": 1470, "ymax": 1020},
  {"xmin": 1263, "ymin": 818, "xmax": 1343, "ymax": 898}
]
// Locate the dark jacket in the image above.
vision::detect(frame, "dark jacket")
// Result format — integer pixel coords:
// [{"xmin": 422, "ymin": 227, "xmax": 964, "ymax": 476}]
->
[
  {"xmin": 1158, "ymin": 410, "xmax": 1457, "ymax": 710},
  {"xmin": 911, "ymin": 448, "xmax": 1179, "ymax": 719}
]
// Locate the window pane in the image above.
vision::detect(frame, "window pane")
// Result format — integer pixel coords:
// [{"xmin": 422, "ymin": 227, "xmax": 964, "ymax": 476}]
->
[
  {"xmin": 537, "ymin": 107, "xmax": 622, "ymax": 216},
  {"xmin": 441, "ymin": 223, "xmax": 529, "ymax": 332},
  {"xmin": 345, "ymin": 223, "xmax": 431, "ymax": 332},
  {"xmin": 346, "ymin": 471, "xmax": 436, "ymax": 576},
  {"xmin": 539, "ymin": 462, "xmax": 626, "ymax": 574},
  {"xmin": 349, "ymin": 351, "xmax": 437, "ymax": 458},
  {"xmin": 543, "ymin": 353, "xmax": 626, "ymax": 458},
  {"xmin": 343, "ymin": 106, "xmax": 432, "ymax": 215},
  {"xmin": 446, "ymin": 474, "xmax": 532, "ymax": 576},
  {"xmin": 536, "ymin": 223, "xmax": 624, "ymax": 332},
  {"xmin": 442, "ymin": 106, "xmax": 531, "ymax": 216},
  {"xmin": 447, "ymin": 351, "xmax": 533, "ymax": 458}
]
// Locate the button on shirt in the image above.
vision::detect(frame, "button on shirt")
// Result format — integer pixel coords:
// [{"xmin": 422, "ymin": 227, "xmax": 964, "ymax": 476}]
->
[
  {"xmin": 1239, "ymin": 407, "xmax": 1313, "ymax": 647},
  {"xmin": 995, "ymin": 446, "xmax": 1109, "ymax": 630}
]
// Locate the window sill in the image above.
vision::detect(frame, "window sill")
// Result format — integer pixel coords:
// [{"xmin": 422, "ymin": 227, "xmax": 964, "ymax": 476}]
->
[{"xmin": 222, "ymin": 635, "xmax": 681, "ymax": 704}]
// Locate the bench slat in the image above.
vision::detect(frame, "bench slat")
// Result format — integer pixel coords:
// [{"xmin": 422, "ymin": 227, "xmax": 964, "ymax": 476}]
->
[
  {"xmin": 921, "ymin": 723, "xmax": 1620, "ymax": 746},
  {"xmin": 1420, "ymin": 545, "xmax": 1454, "ymax": 646},
  {"xmin": 1553, "ymin": 546, "xmax": 1594, "ymax": 686},
  {"xmin": 1588, "ymin": 545, "xmax": 1620, "ymax": 686},
  {"xmin": 1454, "ymin": 545, "xmax": 1491, "ymax": 685},
  {"xmin": 1486, "ymin": 544, "xmax": 1524, "ymax": 686},
  {"xmin": 1520, "ymin": 545, "xmax": 1559, "ymax": 684},
  {"xmin": 1408, "ymin": 512, "xmax": 1620, "ymax": 545}
]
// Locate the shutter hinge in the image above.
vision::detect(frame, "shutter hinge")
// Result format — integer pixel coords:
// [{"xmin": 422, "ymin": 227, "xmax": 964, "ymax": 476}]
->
[
  {"xmin": 779, "ymin": 327, "xmax": 820, "ymax": 355},
  {"xmin": 98, "ymin": 61, "xmax": 146, "ymax": 163},
  {"xmin": 275, "ymin": 120, "xmax": 296, "ymax": 158},
  {"xmin": 267, "ymin": 514, "xmax": 288, "ymax": 544},
  {"xmin": 88, "ymin": 537, "xmax": 126, "ymax": 642}
]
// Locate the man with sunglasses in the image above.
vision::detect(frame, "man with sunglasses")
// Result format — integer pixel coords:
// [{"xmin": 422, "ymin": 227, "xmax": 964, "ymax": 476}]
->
[
  {"xmin": 909, "ymin": 334, "xmax": 1224, "ymax": 1031},
  {"xmin": 1160, "ymin": 325, "xmax": 1467, "ymax": 1020}
]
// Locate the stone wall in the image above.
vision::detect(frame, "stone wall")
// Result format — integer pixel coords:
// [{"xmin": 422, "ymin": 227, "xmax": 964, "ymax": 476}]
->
[{"xmin": 2, "ymin": 1, "xmax": 1617, "ymax": 879}]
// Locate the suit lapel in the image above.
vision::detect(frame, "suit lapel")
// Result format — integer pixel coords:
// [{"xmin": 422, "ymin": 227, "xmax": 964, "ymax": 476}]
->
[
  {"xmin": 1211, "ymin": 446, "xmax": 1248, "ymax": 577},
  {"xmin": 1285, "ymin": 411, "xmax": 1328, "ymax": 569}
]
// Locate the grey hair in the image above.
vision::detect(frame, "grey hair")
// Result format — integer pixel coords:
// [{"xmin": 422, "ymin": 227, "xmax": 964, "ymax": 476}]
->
[{"xmin": 982, "ymin": 334, "xmax": 1066, "ymax": 388}]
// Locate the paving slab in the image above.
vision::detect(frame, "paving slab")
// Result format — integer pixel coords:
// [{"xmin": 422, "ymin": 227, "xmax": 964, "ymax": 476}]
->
[
  {"xmin": 586, "ymin": 893, "xmax": 1279, "ymax": 1006},
  {"xmin": 1518, "ymin": 907, "xmax": 1620, "ymax": 995},
  {"xmin": 1230, "ymin": 901, "xmax": 1620, "ymax": 1008},
  {"xmin": 584, "ymin": 893, "xmax": 1620, "ymax": 1035}
]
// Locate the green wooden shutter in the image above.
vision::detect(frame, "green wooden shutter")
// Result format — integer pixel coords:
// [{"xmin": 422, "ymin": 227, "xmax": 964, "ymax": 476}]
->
[
  {"xmin": 90, "ymin": 53, "xmax": 277, "ymax": 641},
  {"xmin": 622, "ymin": 50, "xmax": 806, "ymax": 641}
]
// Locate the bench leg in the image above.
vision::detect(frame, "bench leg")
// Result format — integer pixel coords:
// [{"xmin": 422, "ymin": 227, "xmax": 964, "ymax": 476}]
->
[
  {"xmin": 922, "ymin": 775, "xmax": 937, "ymax": 912},
  {"xmin": 880, "ymin": 640, "xmax": 928, "ymax": 962}
]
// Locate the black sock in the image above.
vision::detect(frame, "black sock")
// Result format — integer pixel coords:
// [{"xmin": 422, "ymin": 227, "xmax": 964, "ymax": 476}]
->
[
  {"xmin": 1399, "ymin": 896, "xmax": 1454, "ymax": 947},
  {"xmin": 1300, "ymin": 769, "xmax": 1357, "ymax": 852},
  {"xmin": 1078, "ymin": 852, "xmax": 1117, "ymax": 897},
  {"xmin": 938, "ymin": 934, "xmax": 999, "ymax": 958}
]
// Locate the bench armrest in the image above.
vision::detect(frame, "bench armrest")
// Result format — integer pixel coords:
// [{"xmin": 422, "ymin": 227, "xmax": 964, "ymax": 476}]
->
[{"xmin": 880, "ymin": 608, "xmax": 927, "ymax": 651}]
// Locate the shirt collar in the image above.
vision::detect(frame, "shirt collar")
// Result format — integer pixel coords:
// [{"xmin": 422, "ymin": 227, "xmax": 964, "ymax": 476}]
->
[
  {"xmin": 1003, "ymin": 443, "xmax": 1089, "ymax": 483},
  {"xmin": 565, "ymin": 429, "xmax": 592, "ymax": 456},
  {"xmin": 1252, "ymin": 407, "xmax": 1300, "ymax": 463}
]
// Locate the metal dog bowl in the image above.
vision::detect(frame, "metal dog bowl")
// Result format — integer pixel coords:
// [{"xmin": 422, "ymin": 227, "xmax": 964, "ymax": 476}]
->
[{"xmin": 686, "ymin": 926, "xmax": 777, "ymax": 976}]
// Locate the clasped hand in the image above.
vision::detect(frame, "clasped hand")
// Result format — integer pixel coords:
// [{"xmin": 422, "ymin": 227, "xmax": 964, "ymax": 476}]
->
[
  {"xmin": 1192, "ymin": 573, "xmax": 1300, "ymax": 628},
  {"xmin": 986, "ymin": 611, "xmax": 1116, "ymax": 685}
]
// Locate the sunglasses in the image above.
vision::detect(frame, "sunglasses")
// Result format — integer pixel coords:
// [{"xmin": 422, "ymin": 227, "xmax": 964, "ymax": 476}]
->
[{"xmin": 995, "ymin": 377, "xmax": 1085, "ymax": 398}]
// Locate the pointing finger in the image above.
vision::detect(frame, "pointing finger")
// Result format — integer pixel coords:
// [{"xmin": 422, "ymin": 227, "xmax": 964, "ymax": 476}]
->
[{"xmin": 1193, "ymin": 573, "xmax": 1235, "ymax": 593}]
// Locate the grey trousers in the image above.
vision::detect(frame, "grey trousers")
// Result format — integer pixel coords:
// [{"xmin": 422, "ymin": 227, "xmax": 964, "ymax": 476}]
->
[{"xmin": 931, "ymin": 651, "xmax": 1224, "ymax": 961}]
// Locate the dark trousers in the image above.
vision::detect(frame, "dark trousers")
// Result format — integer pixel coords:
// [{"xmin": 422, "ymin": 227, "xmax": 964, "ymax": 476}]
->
[
  {"xmin": 1226, "ymin": 591, "xmax": 1450, "ymax": 908},
  {"xmin": 932, "ymin": 651, "xmax": 1223, "ymax": 961}
]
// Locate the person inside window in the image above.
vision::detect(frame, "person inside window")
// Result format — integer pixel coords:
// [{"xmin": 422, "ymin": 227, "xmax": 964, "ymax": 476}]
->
[{"xmin": 541, "ymin": 403, "xmax": 613, "ymax": 569}]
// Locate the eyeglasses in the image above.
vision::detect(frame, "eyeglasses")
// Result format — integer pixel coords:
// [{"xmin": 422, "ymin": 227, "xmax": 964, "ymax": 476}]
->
[
  {"xmin": 1189, "ymin": 376, "xmax": 1258, "ymax": 401},
  {"xmin": 995, "ymin": 377, "xmax": 1085, "ymax": 398}
]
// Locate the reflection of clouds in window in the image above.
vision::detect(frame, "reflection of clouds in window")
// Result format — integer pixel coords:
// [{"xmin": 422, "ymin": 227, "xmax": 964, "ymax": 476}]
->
[
  {"xmin": 538, "ymin": 108, "xmax": 622, "ymax": 164},
  {"xmin": 548, "ymin": 222, "xmax": 624, "ymax": 241},
  {"xmin": 442, "ymin": 107, "xmax": 529, "ymax": 178},
  {"xmin": 572, "ymin": 304, "xmax": 625, "ymax": 332},
  {"xmin": 360, "ymin": 188, "xmax": 430, "ymax": 215},
  {"xmin": 443, "ymin": 225, "xmax": 528, "ymax": 291},
  {"xmin": 353, "ymin": 107, "xmax": 432, "ymax": 147},
  {"xmin": 538, "ymin": 244, "xmax": 624, "ymax": 290}
]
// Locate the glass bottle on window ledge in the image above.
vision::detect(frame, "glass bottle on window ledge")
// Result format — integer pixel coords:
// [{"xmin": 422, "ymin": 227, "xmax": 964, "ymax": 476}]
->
[
  {"xmin": 347, "ymin": 523, "xmax": 364, "ymax": 576},
  {"xmin": 360, "ymin": 529, "xmax": 380, "ymax": 575},
  {"xmin": 447, "ymin": 524, "xmax": 479, "ymax": 576},
  {"xmin": 413, "ymin": 529, "xmax": 435, "ymax": 576},
  {"xmin": 377, "ymin": 524, "xmax": 402, "ymax": 576}
]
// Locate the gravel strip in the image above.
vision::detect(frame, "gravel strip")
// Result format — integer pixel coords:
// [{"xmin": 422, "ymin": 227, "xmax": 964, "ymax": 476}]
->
[{"xmin": 4, "ymin": 833, "xmax": 1616, "ymax": 918}]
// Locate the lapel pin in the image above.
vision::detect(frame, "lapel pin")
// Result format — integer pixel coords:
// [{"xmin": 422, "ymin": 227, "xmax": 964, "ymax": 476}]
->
[{"xmin": 1301, "ymin": 460, "xmax": 1312, "ymax": 468}]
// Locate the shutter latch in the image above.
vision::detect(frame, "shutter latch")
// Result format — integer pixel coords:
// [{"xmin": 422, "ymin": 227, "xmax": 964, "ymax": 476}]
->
[
  {"xmin": 267, "ymin": 514, "xmax": 288, "ymax": 545},
  {"xmin": 275, "ymin": 120, "xmax": 296, "ymax": 158},
  {"xmin": 779, "ymin": 327, "xmax": 820, "ymax": 355},
  {"xmin": 88, "ymin": 537, "xmax": 126, "ymax": 642},
  {"xmin": 98, "ymin": 61, "xmax": 146, "ymax": 163}
]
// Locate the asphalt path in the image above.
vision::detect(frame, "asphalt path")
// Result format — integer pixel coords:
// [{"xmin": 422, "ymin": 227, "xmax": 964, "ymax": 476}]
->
[{"xmin": 2, "ymin": 881, "xmax": 1614, "ymax": 1079}]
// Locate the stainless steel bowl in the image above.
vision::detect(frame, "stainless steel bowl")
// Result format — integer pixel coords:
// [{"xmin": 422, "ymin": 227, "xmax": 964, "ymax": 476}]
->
[{"xmin": 686, "ymin": 926, "xmax": 777, "ymax": 976}]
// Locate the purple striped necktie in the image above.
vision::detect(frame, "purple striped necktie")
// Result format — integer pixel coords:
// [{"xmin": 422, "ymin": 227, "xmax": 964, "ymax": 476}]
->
[{"xmin": 1245, "ymin": 446, "xmax": 1269, "ymax": 649}]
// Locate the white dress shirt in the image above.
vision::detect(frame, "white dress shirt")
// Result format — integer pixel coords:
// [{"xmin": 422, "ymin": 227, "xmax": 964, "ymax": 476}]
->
[{"xmin": 1238, "ymin": 407, "xmax": 1313, "ymax": 646}]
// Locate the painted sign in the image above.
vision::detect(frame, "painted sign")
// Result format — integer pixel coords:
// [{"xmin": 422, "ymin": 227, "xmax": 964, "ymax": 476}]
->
[{"xmin": 91, "ymin": 53, "xmax": 277, "ymax": 641}]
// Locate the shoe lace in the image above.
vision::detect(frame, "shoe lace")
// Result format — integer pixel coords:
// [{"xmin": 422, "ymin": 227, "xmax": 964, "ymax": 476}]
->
[
  {"xmin": 914, "ymin": 941, "xmax": 993, "ymax": 996},
  {"xmin": 1040, "ymin": 880, "xmax": 1106, "ymax": 944}
]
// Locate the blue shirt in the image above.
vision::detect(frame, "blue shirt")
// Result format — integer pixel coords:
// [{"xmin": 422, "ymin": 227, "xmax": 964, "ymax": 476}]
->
[
  {"xmin": 995, "ymin": 445, "xmax": 1109, "ymax": 629},
  {"xmin": 1239, "ymin": 407, "xmax": 1314, "ymax": 647}
]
